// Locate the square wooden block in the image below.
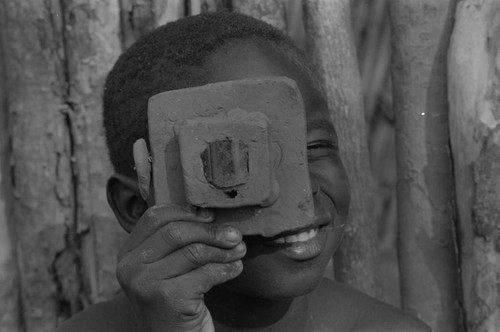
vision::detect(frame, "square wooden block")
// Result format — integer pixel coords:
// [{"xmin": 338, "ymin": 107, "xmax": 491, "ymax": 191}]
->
[
  {"xmin": 175, "ymin": 110, "xmax": 273, "ymax": 208},
  {"xmin": 147, "ymin": 77, "xmax": 313, "ymax": 236}
]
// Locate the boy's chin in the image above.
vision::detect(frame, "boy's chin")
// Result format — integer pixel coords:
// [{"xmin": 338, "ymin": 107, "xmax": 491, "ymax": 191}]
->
[{"xmin": 217, "ymin": 263, "xmax": 327, "ymax": 300}]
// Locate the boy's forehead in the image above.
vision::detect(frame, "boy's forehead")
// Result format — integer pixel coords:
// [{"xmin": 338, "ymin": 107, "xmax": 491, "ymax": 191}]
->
[
  {"xmin": 204, "ymin": 40, "xmax": 332, "ymax": 128},
  {"xmin": 205, "ymin": 41, "xmax": 311, "ymax": 89}
]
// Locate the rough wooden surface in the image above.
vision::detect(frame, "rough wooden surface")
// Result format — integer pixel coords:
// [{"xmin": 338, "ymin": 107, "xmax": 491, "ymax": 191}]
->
[
  {"xmin": 0, "ymin": 5, "xmax": 20, "ymax": 329},
  {"xmin": 303, "ymin": 0, "xmax": 380, "ymax": 297},
  {"xmin": 120, "ymin": 0, "xmax": 185, "ymax": 49},
  {"xmin": 1, "ymin": 1, "xmax": 125, "ymax": 330},
  {"xmin": 0, "ymin": 155, "xmax": 18, "ymax": 332},
  {"xmin": 2, "ymin": 2, "xmax": 77, "ymax": 330},
  {"xmin": 190, "ymin": 0, "xmax": 231, "ymax": 15},
  {"xmin": 448, "ymin": 1, "xmax": 500, "ymax": 331},
  {"xmin": 389, "ymin": 1, "xmax": 462, "ymax": 330},
  {"xmin": 177, "ymin": 112, "xmax": 270, "ymax": 207},
  {"xmin": 61, "ymin": 0, "xmax": 124, "ymax": 304},
  {"xmin": 233, "ymin": 0, "xmax": 286, "ymax": 32}
]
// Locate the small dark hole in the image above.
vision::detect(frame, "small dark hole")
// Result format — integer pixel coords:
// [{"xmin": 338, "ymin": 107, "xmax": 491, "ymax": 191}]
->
[{"xmin": 224, "ymin": 190, "xmax": 238, "ymax": 198}]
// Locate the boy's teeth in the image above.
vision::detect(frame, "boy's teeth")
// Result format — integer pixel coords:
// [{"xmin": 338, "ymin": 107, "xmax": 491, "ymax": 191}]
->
[{"xmin": 272, "ymin": 228, "xmax": 318, "ymax": 244}]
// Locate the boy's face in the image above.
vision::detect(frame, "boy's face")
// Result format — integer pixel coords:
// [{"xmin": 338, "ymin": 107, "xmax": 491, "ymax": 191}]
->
[{"xmin": 202, "ymin": 41, "xmax": 350, "ymax": 299}]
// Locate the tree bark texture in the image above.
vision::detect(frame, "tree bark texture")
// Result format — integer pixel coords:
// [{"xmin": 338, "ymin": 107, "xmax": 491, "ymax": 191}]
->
[
  {"xmin": 1, "ymin": 1, "xmax": 121, "ymax": 330},
  {"xmin": 60, "ymin": 0, "xmax": 125, "ymax": 305},
  {"xmin": 390, "ymin": 1, "xmax": 462, "ymax": 330},
  {"xmin": 120, "ymin": 0, "xmax": 185, "ymax": 49},
  {"xmin": 303, "ymin": 0, "xmax": 380, "ymax": 297},
  {"xmin": 2, "ymin": 2, "xmax": 79, "ymax": 329},
  {"xmin": 448, "ymin": 1, "xmax": 500, "ymax": 331},
  {"xmin": 190, "ymin": 0, "xmax": 231, "ymax": 15},
  {"xmin": 233, "ymin": 0, "xmax": 287, "ymax": 32},
  {"xmin": 0, "ymin": 7, "xmax": 20, "ymax": 329}
]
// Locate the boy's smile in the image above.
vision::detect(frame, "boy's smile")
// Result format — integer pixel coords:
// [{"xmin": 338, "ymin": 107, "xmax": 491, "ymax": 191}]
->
[
  {"xmin": 262, "ymin": 222, "xmax": 329, "ymax": 261},
  {"xmin": 203, "ymin": 40, "xmax": 350, "ymax": 300}
]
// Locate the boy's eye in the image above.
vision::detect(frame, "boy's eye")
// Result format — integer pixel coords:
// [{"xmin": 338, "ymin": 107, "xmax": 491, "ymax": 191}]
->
[{"xmin": 307, "ymin": 140, "xmax": 338, "ymax": 159}]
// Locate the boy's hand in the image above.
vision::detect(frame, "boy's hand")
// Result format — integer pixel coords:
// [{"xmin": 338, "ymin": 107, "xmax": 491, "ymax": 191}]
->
[{"xmin": 116, "ymin": 204, "xmax": 245, "ymax": 332}]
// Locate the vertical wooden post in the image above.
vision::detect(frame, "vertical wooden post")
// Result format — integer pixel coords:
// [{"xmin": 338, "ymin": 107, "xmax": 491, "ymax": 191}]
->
[
  {"xmin": 389, "ymin": 1, "xmax": 462, "ymax": 330},
  {"xmin": 152, "ymin": 0, "xmax": 185, "ymax": 25},
  {"xmin": 1, "ymin": 2, "xmax": 77, "ymax": 330},
  {"xmin": 232, "ymin": 0, "xmax": 287, "ymax": 32},
  {"xmin": 449, "ymin": 1, "xmax": 500, "ymax": 331},
  {"xmin": 60, "ymin": 0, "xmax": 124, "ymax": 304},
  {"xmin": 0, "ymin": 139, "xmax": 19, "ymax": 332},
  {"xmin": 1, "ymin": 1, "xmax": 126, "ymax": 330},
  {"xmin": 0, "ymin": 4, "xmax": 20, "ymax": 329},
  {"xmin": 303, "ymin": 0, "xmax": 380, "ymax": 297},
  {"xmin": 120, "ymin": 0, "xmax": 185, "ymax": 45},
  {"xmin": 189, "ymin": 0, "xmax": 230, "ymax": 15},
  {"xmin": 120, "ymin": 0, "xmax": 185, "ymax": 49}
]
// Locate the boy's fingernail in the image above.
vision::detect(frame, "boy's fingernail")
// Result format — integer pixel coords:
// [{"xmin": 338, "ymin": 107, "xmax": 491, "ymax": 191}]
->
[
  {"xmin": 225, "ymin": 227, "xmax": 241, "ymax": 242},
  {"xmin": 198, "ymin": 208, "xmax": 213, "ymax": 219},
  {"xmin": 231, "ymin": 260, "xmax": 243, "ymax": 273},
  {"xmin": 235, "ymin": 242, "xmax": 246, "ymax": 252}
]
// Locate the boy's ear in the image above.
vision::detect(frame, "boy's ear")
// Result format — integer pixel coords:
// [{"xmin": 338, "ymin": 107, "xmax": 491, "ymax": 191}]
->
[{"xmin": 107, "ymin": 173, "xmax": 148, "ymax": 233}]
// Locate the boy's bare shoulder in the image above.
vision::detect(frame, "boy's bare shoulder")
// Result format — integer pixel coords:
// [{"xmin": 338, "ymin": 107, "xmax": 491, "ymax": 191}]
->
[
  {"xmin": 309, "ymin": 278, "xmax": 432, "ymax": 331},
  {"xmin": 56, "ymin": 294, "xmax": 137, "ymax": 332}
]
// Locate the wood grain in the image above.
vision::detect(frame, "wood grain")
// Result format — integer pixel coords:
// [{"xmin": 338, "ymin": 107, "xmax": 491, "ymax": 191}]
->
[
  {"xmin": 449, "ymin": 1, "xmax": 500, "ymax": 330},
  {"xmin": 0, "ymin": 3, "xmax": 20, "ymax": 329},
  {"xmin": 390, "ymin": 1, "xmax": 462, "ymax": 330}
]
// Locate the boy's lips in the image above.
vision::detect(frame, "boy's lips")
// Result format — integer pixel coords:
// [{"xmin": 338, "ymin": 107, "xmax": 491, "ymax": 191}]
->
[
  {"xmin": 264, "ymin": 217, "xmax": 331, "ymax": 241},
  {"xmin": 271, "ymin": 228, "xmax": 319, "ymax": 244},
  {"xmin": 261, "ymin": 218, "xmax": 331, "ymax": 261}
]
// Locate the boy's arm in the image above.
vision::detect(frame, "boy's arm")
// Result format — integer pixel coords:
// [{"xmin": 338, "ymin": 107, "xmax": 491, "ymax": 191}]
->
[{"xmin": 115, "ymin": 204, "xmax": 245, "ymax": 332}]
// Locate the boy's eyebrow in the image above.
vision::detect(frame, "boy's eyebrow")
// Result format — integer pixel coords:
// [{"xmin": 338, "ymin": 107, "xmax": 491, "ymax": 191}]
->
[{"xmin": 307, "ymin": 117, "xmax": 336, "ymax": 134}]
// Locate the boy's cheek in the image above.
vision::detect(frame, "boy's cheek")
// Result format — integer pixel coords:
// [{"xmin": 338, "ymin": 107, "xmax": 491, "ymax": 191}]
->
[{"xmin": 309, "ymin": 160, "xmax": 351, "ymax": 215}]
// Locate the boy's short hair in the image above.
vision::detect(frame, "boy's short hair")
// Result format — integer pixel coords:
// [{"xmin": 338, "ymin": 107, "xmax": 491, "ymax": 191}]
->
[{"xmin": 103, "ymin": 11, "xmax": 308, "ymax": 177}]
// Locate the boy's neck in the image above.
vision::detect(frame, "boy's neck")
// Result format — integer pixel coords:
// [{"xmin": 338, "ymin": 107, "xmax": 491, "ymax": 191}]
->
[{"xmin": 206, "ymin": 287, "xmax": 311, "ymax": 331}]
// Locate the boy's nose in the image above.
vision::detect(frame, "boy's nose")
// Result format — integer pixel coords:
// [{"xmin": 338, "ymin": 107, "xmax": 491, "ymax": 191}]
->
[{"xmin": 310, "ymin": 174, "xmax": 321, "ymax": 197}]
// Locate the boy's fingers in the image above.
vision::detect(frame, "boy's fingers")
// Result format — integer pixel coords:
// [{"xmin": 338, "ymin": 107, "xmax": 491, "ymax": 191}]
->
[
  {"xmin": 127, "ymin": 221, "xmax": 242, "ymax": 263},
  {"xmin": 148, "ymin": 242, "xmax": 246, "ymax": 279},
  {"xmin": 161, "ymin": 261, "xmax": 243, "ymax": 299},
  {"xmin": 122, "ymin": 205, "xmax": 214, "ymax": 253}
]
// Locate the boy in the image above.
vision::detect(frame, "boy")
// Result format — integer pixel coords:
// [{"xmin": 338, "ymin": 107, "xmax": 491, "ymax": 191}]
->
[{"xmin": 58, "ymin": 12, "xmax": 430, "ymax": 331}]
